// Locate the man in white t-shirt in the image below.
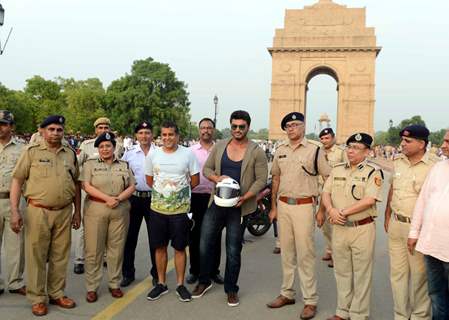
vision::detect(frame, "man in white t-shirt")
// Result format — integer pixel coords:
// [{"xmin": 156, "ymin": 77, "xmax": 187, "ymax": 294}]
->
[{"xmin": 144, "ymin": 120, "xmax": 200, "ymax": 303}]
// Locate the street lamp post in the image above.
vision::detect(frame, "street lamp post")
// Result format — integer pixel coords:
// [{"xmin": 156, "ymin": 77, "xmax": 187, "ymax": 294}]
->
[
  {"xmin": 389, "ymin": 119, "xmax": 393, "ymax": 129},
  {"xmin": 0, "ymin": 3, "xmax": 13, "ymax": 55},
  {"xmin": 213, "ymin": 95, "xmax": 218, "ymax": 127}
]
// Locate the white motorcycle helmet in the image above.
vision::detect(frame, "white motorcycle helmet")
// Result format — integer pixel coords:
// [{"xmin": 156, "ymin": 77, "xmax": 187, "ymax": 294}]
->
[{"xmin": 214, "ymin": 178, "xmax": 241, "ymax": 207}]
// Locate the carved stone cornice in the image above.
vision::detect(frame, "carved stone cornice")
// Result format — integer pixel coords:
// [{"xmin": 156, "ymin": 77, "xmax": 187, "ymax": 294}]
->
[{"xmin": 268, "ymin": 46, "xmax": 381, "ymax": 56}]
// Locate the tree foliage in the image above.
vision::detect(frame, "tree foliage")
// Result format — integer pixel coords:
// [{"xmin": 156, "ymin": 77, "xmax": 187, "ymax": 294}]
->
[{"xmin": 105, "ymin": 57, "xmax": 191, "ymax": 136}]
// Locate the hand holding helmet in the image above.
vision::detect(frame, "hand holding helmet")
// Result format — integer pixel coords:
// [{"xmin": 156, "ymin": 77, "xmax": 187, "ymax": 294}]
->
[{"xmin": 214, "ymin": 178, "xmax": 241, "ymax": 207}]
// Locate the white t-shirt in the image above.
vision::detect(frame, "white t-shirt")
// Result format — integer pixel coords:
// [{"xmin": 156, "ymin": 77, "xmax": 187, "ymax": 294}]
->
[{"xmin": 145, "ymin": 145, "xmax": 200, "ymax": 215}]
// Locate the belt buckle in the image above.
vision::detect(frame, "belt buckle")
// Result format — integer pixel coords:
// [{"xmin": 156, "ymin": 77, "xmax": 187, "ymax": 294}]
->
[
  {"xmin": 287, "ymin": 198, "xmax": 296, "ymax": 205},
  {"xmin": 344, "ymin": 220, "xmax": 354, "ymax": 227}
]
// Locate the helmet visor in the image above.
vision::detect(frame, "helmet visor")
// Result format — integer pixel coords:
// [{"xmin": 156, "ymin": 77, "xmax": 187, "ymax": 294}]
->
[{"xmin": 216, "ymin": 187, "xmax": 240, "ymax": 199}]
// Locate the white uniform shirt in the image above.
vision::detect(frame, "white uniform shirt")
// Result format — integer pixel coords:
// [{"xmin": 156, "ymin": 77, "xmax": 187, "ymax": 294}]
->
[{"xmin": 122, "ymin": 144, "xmax": 157, "ymax": 192}]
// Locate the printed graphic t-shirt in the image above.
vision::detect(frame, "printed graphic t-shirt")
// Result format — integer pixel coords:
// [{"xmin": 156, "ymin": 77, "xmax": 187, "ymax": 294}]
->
[{"xmin": 145, "ymin": 145, "xmax": 200, "ymax": 215}]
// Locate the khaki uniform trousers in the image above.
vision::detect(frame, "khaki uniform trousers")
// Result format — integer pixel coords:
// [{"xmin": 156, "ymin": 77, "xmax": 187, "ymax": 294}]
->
[
  {"xmin": 322, "ymin": 217, "xmax": 333, "ymax": 254},
  {"xmin": 84, "ymin": 201, "xmax": 129, "ymax": 291},
  {"xmin": 388, "ymin": 218, "xmax": 431, "ymax": 320},
  {"xmin": 0, "ymin": 198, "xmax": 25, "ymax": 290},
  {"xmin": 278, "ymin": 201, "xmax": 318, "ymax": 305},
  {"xmin": 333, "ymin": 222, "xmax": 375, "ymax": 320},
  {"xmin": 73, "ymin": 190, "xmax": 86, "ymax": 264},
  {"xmin": 25, "ymin": 205, "xmax": 72, "ymax": 304}
]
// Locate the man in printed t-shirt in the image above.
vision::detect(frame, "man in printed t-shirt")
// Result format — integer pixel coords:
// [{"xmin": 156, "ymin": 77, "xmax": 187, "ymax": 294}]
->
[{"xmin": 144, "ymin": 120, "xmax": 200, "ymax": 303}]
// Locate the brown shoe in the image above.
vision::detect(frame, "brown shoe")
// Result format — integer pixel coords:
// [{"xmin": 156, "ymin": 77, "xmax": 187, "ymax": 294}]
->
[
  {"xmin": 326, "ymin": 316, "xmax": 347, "ymax": 320},
  {"xmin": 191, "ymin": 283, "xmax": 213, "ymax": 299},
  {"xmin": 300, "ymin": 304, "xmax": 317, "ymax": 319},
  {"xmin": 273, "ymin": 247, "xmax": 281, "ymax": 254},
  {"xmin": 109, "ymin": 288, "xmax": 124, "ymax": 298},
  {"xmin": 322, "ymin": 252, "xmax": 332, "ymax": 261},
  {"xmin": 227, "ymin": 292, "xmax": 239, "ymax": 307},
  {"xmin": 9, "ymin": 286, "xmax": 26, "ymax": 296},
  {"xmin": 266, "ymin": 295, "xmax": 295, "ymax": 308},
  {"xmin": 86, "ymin": 291, "xmax": 98, "ymax": 303},
  {"xmin": 31, "ymin": 303, "xmax": 48, "ymax": 316},
  {"xmin": 49, "ymin": 296, "xmax": 76, "ymax": 309}
]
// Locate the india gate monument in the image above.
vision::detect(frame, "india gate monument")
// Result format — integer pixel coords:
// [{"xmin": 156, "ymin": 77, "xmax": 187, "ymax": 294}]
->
[{"xmin": 268, "ymin": 0, "xmax": 381, "ymax": 143}]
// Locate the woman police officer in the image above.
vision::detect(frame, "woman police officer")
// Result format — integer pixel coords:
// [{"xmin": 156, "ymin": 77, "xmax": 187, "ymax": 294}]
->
[{"xmin": 79, "ymin": 132, "xmax": 136, "ymax": 302}]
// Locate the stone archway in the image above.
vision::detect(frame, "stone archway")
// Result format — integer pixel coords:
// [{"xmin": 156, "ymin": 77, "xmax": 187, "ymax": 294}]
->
[{"xmin": 268, "ymin": 0, "xmax": 381, "ymax": 143}]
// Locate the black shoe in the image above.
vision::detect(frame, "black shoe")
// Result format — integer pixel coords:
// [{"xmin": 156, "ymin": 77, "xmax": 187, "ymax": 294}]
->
[
  {"xmin": 74, "ymin": 264, "xmax": 84, "ymax": 274},
  {"xmin": 0, "ymin": 289, "xmax": 4, "ymax": 295},
  {"xmin": 186, "ymin": 274, "xmax": 198, "ymax": 284},
  {"xmin": 147, "ymin": 284, "xmax": 168, "ymax": 301},
  {"xmin": 212, "ymin": 274, "xmax": 224, "ymax": 285},
  {"xmin": 103, "ymin": 261, "xmax": 107, "ymax": 268},
  {"xmin": 120, "ymin": 277, "xmax": 135, "ymax": 287},
  {"xmin": 176, "ymin": 285, "xmax": 192, "ymax": 302}
]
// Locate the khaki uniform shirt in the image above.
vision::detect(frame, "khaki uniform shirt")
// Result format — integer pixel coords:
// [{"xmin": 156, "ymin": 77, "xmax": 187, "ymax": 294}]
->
[
  {"xmin": 78, "ymin": 138, "xmax": 124, "ymax": 166},
  {"xmin": 319, "ymin": 144, "xmax": 346, "ymax": 187},
  {"xmin": 12, "ymin": 143, "xmax": 79, "ymax": 207},
  {"xmin": 0, "ymin": 138, "xmax": 25, "ymax": 192},
  {"xmin": 323, "ymin": 160, "xmax": 383, "ymax": 221},
  {"xmin": 271, "ymin": 138, "xmax": 331, "ymax": 198},
  {"xmin": 324, "ymin": 144, "xmax": 345, "ymax": 167},
  {"xmin": 390, "ymin": 153, "xmax": 437, "ymax": 218},
  {"xmin": 79, "ymin": 158, "xmax": 136, "ymax": 197}
]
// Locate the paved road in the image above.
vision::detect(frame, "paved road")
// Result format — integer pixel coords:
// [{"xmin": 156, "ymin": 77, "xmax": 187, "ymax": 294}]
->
[{"xmin": 1, "ymin": 173, "xmax": 395, "ymax": 320}]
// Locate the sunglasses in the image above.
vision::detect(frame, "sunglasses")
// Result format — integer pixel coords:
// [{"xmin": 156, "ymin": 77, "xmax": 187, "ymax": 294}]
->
[{"xmin": 231, "ymin": 124, "xmax": 247, "ymax": 131}]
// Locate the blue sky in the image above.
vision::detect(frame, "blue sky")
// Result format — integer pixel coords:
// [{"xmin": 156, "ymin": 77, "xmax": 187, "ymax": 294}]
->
[{"xmin": 0, "ymin": 0, "xmax": 448, "ymax": 133}]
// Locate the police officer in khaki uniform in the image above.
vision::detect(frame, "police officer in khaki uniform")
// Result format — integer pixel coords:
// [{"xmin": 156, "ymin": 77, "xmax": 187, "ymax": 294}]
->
[
  {"xmin": 385, "ymin": 125, "xmax": 436, "ymax": 320},
  {"xmin": 10, "ymin": 115, "xmax": 81, "ymax": 317},
  {"xmin": 0, "ymin": 110, "xmax": 26, "ymax": 296},
  {"xmin": 316, "ymin": 128, "xmax": 345, "ymax": 267},
  {"xmin": 267, "ymin": 112, "xmax": 331, "ymax": 320},
  {"xmin": 322, "ymin": 133, "xmax": 383, "ymax": 320},
  {"xmin": 74, "ymin": 117, "xmax": 122, "ymax": 274},
  {"xmin": 80, "ymin": 132, "xmax": 136, "ymax": 303}
]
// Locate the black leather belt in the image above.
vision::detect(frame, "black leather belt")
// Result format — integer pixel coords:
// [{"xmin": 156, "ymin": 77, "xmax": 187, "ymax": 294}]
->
[
  {"xmin": 393, "ymin": 213, "xmax": 411, "ymax": 223},
  {"xmin": 133, "ymin": 191, "xmax": 152, "ymax": 198},
  {"xmin": 0, "ymin": 192, "xmax": 10, "ymax": 199},
  {"xmin": 343, "ymin": 216, "xmax": 374, "ymax": 227}
]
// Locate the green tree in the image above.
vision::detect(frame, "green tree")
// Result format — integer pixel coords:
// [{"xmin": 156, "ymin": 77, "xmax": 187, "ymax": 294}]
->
[
  {"xmin": 59, "ymin": 78, "xmax": 107, "ymax": 134},
  {"xmin": 374, "ymin": 131, "xmax": 388, "ymax": 145},
  {"xmin": 105, "ymin": 57, "xmax": 191, "ymax": 135},
  {"xmin": 24, "ymin": 76, "xmax": 65, "ymax": 127},
  {"xmin": 0, "ymin": 83, "xmax": 35, "ymax": 133},
  {"xmin": 429, "ymin": 129, "xmax": 447, "ymax": 146}
]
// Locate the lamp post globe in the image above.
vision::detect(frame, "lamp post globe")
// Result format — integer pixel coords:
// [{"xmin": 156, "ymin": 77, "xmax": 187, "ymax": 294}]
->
[{"xmin": 0, "ymin": 4, "xmax": 5, "ymax": 26}]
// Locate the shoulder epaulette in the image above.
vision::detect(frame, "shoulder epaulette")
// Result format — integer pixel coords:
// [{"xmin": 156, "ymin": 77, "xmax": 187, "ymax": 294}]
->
[
  {"xmin": 366, "ymin": 161, "xmax": 384, "ymax": 180},
  {"xmin": 25, "ymin": 143, "xmax": 41, "ymax": 150},
  {"xmin": 119, "ymin": 159, "xmax": 129, "ymax": 168},
  {"xmin": 307, "ymin": 139, "xmax": 322, "ymax": 147}
]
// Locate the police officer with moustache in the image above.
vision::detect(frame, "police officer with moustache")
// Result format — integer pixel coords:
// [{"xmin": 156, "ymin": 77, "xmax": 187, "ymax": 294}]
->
[
  {"xmin": 80, "ymin": 132, "xmax": 136, "ymax": 302},
  {"xmin": 74, "ymin": 117, "xmax": 119, "ymax": 274},
  {"xmin": 121, "ymin": 121, "xmax": 158, "ymax": 287},
  {"xmin": 322, "ymin": 133, "xmax": 383, "ymax": 320},
  {"xmin": 267, "ymin": 112, "xmax": 331, "ymax": 320},
  {"xmin": 385, "ymin": 125, "xmax": 436, "ymax": 320},
  {"xmin": 0, "ymin": 111, "xmax": 26, "ymax": 297},
  {"xmin": 316, "ymin": 128, "xmax": 345, "ymax": 268},
  {"xmin": 10, "ymin": 115, "xmax": 81, "ymax": 317}
]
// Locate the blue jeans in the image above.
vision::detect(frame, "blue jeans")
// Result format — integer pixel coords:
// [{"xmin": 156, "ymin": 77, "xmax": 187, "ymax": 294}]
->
[
  {"xmin": 424, "ymin": 255, "xmax": 449, "ymax": 320},
  {"xmin": 198, "ymin": 203, "xmax": 243, "ymax": 293}
]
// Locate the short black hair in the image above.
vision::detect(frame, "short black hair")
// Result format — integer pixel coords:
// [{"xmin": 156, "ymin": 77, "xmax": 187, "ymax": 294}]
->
[
  {"xmin": 230, "ymin": 110, "xmax": 251, "ymax": 126},
  {"xmin": 198, "ymin": 117, "xmax": 215, "ymax": 128},
  {"xmin": 161, "ymin": 120, "xmax": 179, "ymax": 134}
]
